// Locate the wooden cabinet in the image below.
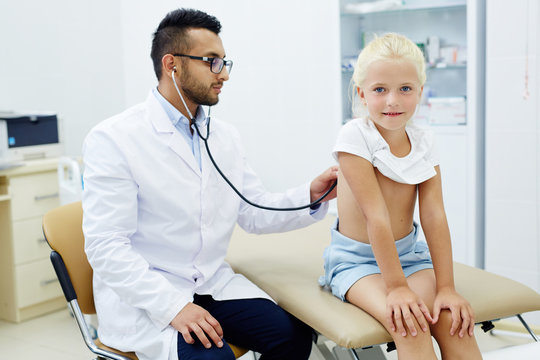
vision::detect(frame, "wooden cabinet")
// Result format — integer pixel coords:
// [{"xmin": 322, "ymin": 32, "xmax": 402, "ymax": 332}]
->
[{"xmin": 0, "ymin": 158, "xmax": 64, "ymax": 322}]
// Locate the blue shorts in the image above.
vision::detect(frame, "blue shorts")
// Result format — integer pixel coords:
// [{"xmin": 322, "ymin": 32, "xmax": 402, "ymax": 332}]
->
[{"xmin": 318, "ymin": 220, "xmax": 433, "ymax": 301}]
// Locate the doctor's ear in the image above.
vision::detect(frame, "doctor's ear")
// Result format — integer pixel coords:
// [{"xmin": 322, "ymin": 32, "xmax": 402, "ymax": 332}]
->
[{"xmin": 161, "ymin": 54, "xmax": 177, "ymax": 79}]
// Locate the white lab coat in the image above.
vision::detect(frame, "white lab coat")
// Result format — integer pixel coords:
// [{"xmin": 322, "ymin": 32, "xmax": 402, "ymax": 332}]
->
[{"xmin": 82, "ymin": 91, "xmax": 327, "ymax": 360}]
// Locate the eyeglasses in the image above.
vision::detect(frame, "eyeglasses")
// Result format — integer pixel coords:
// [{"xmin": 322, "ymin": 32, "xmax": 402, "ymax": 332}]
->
[{"xmin": 173, "ymin": 54, "xmax": 233, "ymax": 75}]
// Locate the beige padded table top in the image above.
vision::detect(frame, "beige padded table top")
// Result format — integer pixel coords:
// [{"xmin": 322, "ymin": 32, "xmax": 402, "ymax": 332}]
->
[{"xmin": 226, "ymin": 216, "xmax": 540, "ymax": 349}]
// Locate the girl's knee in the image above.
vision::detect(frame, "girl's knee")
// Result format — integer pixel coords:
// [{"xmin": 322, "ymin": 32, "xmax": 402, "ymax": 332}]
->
[
  {"xmin": 393, "ymin": 329, "xmax": 433, "ymax": 345},
  {"xmin": 392, "ymin": 331, "xmax": 437, "ymax": 360},
  {"xmin": 431, "ymin": 311, "xmax": 481, "ymax": 358},
  {"xmin": 431, "ymin": 309, "xmax": 469, "ymax": 336}
]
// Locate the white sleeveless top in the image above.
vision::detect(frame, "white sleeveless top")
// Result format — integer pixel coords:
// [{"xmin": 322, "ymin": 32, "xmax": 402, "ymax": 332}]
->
[{"xmin": 333, "ymin": 118, "xmax": 439, "ymax": 185}]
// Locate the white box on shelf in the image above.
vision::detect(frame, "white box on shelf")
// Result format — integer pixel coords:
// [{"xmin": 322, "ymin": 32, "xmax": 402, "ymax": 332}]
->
[{"xmin": 428, "ymin": 97, "xmax": 466, "ymax": 125}]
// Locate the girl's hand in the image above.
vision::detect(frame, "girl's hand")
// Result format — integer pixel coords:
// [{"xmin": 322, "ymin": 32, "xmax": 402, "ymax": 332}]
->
[
  {"xmin": 386, "ymin": 286, "xmax": 433, "ymax": 337},
  {"xmin": 432, "ymin": 287, "xmax": 475, "ymax": 337}
]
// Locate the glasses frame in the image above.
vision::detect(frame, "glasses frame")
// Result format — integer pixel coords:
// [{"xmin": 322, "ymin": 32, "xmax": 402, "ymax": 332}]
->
[{"xmin": 173, "ymin": 54, "xmax": 233, "ymax": 74}]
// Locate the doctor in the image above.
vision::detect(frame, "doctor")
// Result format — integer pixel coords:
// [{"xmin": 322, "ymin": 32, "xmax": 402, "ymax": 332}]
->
[{"xmin": 82, "ymin": 8, "xmax": 337, "ymax": 360}]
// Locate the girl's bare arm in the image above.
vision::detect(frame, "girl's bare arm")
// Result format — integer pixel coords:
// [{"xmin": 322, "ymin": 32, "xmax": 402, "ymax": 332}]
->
[
  {"xmin": 339, "ymin": 152, "xmax": 432, "ymax": 336},
  {"xmin": 418, "ymin": 166, "xmax": 475, "ymax": 336}
]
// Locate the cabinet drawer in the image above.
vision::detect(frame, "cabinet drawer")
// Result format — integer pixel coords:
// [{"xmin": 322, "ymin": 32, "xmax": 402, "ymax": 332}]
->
[
  {"xmin": 15, "ymin": 258, "xmax": 62, "ymax": 308},
  {"xmin": 10, "ymin": 171, "xmax": 60, "ymax": 221},
  {"xmin": 13, "ymin": 217, "xmax": 51, "ymax": 265}
]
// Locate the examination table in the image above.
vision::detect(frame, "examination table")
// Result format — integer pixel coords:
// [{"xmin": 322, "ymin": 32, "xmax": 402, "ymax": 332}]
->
[{"xmin": 226, "ymin": 216, "xmax": 540, "ymax": 359}]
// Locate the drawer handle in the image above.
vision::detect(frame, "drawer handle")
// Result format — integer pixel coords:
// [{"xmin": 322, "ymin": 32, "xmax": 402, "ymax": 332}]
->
[
  {"xmin": 40, "ymin": 278, "xmax": 59, "ymax": 286},
  {"xmin": 34, "ymin": 192, "xmax": 59, "ymax": 201}
]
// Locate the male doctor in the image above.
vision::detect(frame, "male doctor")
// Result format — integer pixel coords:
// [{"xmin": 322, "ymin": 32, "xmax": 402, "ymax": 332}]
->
[{"xmin": 82, "ymin": 8, "xmax": 337, "ymax": 360}]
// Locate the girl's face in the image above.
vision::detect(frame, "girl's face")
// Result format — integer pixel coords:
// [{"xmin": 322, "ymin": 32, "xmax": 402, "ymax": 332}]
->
[{"xmin": 358, "ymin": 59, "xmax": 423, "ymax": 132}]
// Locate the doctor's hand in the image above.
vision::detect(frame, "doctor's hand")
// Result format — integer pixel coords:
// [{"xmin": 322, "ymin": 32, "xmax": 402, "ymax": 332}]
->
[
  {"xmin": 171, "ymin": 302, "xmax": 224, "ymax": 349},
  {"xmin": 310, "ymin": 166, "xmax": 339, "ymax": 203}
]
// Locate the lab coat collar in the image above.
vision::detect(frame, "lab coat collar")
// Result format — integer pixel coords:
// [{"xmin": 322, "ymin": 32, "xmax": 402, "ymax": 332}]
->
[{"xmin": 146, "ymin": 91, "xmax": 201, "ymax": 177}]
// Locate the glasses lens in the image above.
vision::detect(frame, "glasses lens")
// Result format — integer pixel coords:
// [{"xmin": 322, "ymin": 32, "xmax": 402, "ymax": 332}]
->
[
  {"xmin": 211, "ymin": 58, "xmax": 224, "ymax": 74},
  {"xmin": 225, "ymin": 60, "xmax": 233, "ymax": 74}
]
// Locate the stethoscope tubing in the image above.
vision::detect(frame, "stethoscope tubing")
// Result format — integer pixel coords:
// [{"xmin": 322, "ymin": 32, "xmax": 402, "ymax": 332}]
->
[
  {"xmin": 172, "ymin": 68, "xmax": 336, "ymax": 211},
  {"xmin": 193, "ymin": 119, "xmax": 337, "ymax": 211}
]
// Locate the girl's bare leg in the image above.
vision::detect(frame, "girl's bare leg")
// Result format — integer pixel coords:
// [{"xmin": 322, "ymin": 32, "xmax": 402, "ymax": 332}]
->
[
  {"xmin": 346, "ymin": 274, "xmax": 437, "ymax": 360},
  {"xmin": 407, "ymin": 270, "xmax": 482, "ymax": 360}
]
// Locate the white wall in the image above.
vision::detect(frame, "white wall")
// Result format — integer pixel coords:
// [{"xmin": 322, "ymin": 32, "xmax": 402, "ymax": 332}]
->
[
  {"xmin": 119, "ymin": 0, "xmax": 342, "ymax": 191},
  {"xmin": 485, "ymin": 0, "xmax": 540, "ymax": 291},
  {"xmin": 0, "ymin": 0, "xmax": 341, "ymax": 193},
  {"xmin": 0, "ymin": 0, "xmax": 126, "ymax": 157}
]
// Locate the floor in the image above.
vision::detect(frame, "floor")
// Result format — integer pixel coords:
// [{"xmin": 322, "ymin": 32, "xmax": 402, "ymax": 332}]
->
[{"xmin": 0, "ymin": 309, "xmax": 537, "ymax": 359}]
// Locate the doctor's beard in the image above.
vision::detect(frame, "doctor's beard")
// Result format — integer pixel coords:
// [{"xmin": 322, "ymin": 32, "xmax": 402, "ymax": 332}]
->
[{"xmin": 181, "ymin": 73, "xmax": 221, "ymax": 106}]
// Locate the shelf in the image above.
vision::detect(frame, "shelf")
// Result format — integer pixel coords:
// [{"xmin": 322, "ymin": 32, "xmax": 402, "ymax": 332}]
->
[
  {"xmin": 427, "ymin": 63, "xmax": 467, "ymax": 70},
  {"xmin": 0, "ymin": 195, "xmax": 10, "ymax": 202},
  {"xmin": 342, "ymin": 1, "xmax": 466, "ymax": 16},
  {"xmin": 341, "ymin": 62, "xmax": 466, "ymax": 73}
]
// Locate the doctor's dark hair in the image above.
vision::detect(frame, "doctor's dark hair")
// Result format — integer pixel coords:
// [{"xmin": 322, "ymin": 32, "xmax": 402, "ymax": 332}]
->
[{"xmin": 151, "ymin": 8, "xmax": 222, "ymax": 80}]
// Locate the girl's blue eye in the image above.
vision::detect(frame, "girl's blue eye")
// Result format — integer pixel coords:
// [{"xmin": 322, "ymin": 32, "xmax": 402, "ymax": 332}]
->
[
  {"xmin": 374, "ymin": 87, "xmax": 385, "ymax": 93},
  {"xmin": 401, "ymin": 86, "xmax": 412, "ymax": 92}
]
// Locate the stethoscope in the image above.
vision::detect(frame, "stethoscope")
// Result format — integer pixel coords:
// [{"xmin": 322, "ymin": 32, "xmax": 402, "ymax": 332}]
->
[{"xmin": 171, "ymin": 68, "xmax": 336, "ymax": 211}]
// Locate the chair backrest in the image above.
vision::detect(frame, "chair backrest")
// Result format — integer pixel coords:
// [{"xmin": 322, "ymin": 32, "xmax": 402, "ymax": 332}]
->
[{"xmin": 42, "ymin": 200, "xmax": 95, "ymax": 314}]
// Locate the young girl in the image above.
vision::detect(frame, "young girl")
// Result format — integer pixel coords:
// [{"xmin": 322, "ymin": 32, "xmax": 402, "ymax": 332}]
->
[{"xmin": 319, "ymin": 33, "xmax": 482, "ymax": 359}]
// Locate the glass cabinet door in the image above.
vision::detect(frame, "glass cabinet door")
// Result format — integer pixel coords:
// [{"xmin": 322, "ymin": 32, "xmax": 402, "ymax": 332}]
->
[
  {"xmin": 338, "ymin": 0, "xmax": 485, "ymax": 267},
  {"xmin": 340, "ymin": 0, "xmax": 467, "ymax": 124}
]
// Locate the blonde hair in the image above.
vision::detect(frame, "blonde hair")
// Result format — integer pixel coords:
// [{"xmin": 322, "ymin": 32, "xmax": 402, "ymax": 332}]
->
[{"xmin": 351, "ymin": 33, "xmax": 426, "ymax": 118}]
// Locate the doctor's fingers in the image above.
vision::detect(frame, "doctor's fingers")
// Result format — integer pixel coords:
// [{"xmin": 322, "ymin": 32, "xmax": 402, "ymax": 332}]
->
[
  {"xmin": 321, "ymin": 166, "xmax": 339, "ymax": 187},
  {"xmin": 180, "ymin": 326, "xmax": 196, "ymax": 345},
  {"xmin": 323, "ymin": 166, "xmax": 339, "ymax": 180},
  {"xmin": 314, "ymin": 165, "xmax": 337, "ymax": 178},
  {"xmin": 311, "ymin": 166, "xmax": 338, "ymax": 189},
  {"xmin": 184, "ymin": 321, "xmax": 224, "ymax": 349},
  {"xmin": 206, "ymin": 315, "xmax": 224, "ymax": 338},
  {"xmin": 199, "ymin": 317, "xmax": 225, "ymax": 347}
]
